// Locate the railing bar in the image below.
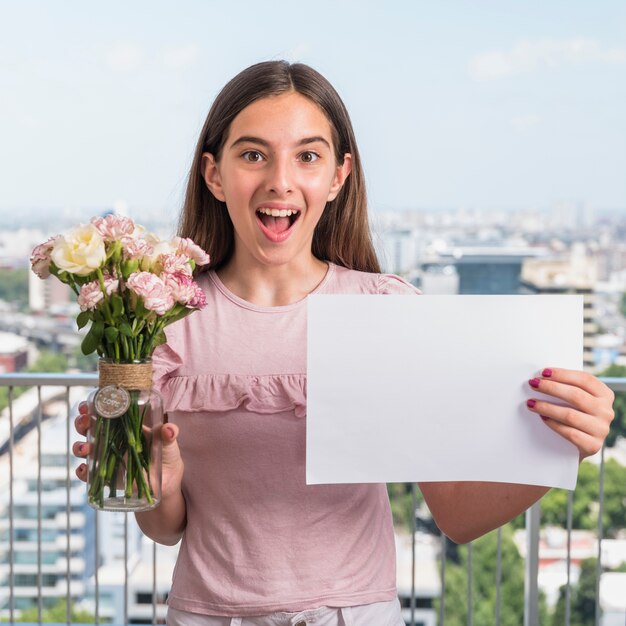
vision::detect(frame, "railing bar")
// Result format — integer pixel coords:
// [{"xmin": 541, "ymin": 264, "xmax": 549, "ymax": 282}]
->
[
  {"xmin": 152, "ymin": 540, "xmax": 157, "ymax": 625},
  {"xmin": 66, "ymin": 387, "xmax": 72, "ymax": 625},
  {"xmin": 410, "ymin": 483, "xmax": 417, "ymax": 626},
  {"xmin": 8, "ymin": 386, "xmax": 15, "ymax": 625},
  {"xmin": 95, "ymin": 511, "xmax": 99, "ymax": 625},
  {"xmin": 467, "ymin": 541, "xmax": 473, "ymax": 626},
  {"xmin": 566, "ymin": 489, "xmax": 573, "ymax": 626},
  {"xmin": 37, "ymin": 385, "xmax": 43, "ymax": 624},
  {"xmin": 495, "ymin": 527, "xmax": 502, "ymax": 626},
  {"xmin": 125, "ymin": 514, "xmax": 129, "ymax": 626},
  {"xmin": 524, "ymin": 503, "xmax": 541, "ymax": 626},
  {"xmin": 439, "ymin": 534, "xmax": 446, "ymax": 626},
  {"xmin": 596, "ymin": 444, "xmax": 605, "ymax": 626}
]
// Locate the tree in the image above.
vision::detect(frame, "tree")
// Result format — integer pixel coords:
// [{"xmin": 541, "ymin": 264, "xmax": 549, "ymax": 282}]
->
[
  {"xmin": 0, "ymin": 268, "xmax": 29, "ymax": 309},
  {"xmin": 597, "ymin": 364, "xmax": 626, "ymax": 446},
  {"xmin": 552, "ymin": 558, "xmax": 597, "ymax": 626},
  {"xmin": 434, "ymin": 524, "xmax": 548, "ymax": 626},
  {"xmin": 8, "ymin": 598, "xmax": 95, "ymax": 622}
]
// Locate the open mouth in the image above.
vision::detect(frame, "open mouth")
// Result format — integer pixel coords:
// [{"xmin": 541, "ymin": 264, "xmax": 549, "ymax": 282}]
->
[{"xmin": 256, "ymin": 207, "xmax": 301, "ymax": 241}]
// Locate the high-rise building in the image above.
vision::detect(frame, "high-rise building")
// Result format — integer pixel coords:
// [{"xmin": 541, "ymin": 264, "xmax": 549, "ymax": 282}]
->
[
  {"xmin": 0, "ymin": 412, "xmax": 95, "ymax": 616},
  {"xmin": 520, "ymin": 248, "xmax": 598, "ymax": 370}
]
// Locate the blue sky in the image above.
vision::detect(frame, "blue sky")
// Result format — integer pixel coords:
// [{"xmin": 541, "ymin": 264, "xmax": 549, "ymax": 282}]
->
[{"xmin": 1, "ymin": 1, "xmax": 625, "ymax": 217}]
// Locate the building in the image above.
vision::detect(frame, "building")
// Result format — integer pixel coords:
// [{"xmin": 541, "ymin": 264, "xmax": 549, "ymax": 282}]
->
[
  {"xmin": 520, "ymin": 248, "xmax": 598, "ymax": 369},
  {"xmin": 0, "ymin": 332, "xmax": 29, "ymax": 373},
  {"xmin": 422, "ymin": 247, "xmax": 546, "ymax": 295},
  {"xmin": 0, "ymin": 411, "xmax": 95, "ymax": 617}
]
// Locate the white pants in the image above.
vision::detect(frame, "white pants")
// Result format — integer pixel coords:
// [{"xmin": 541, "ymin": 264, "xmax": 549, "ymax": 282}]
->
[{"xmin": 167, "ymin": 598, "xmax": 404, "ymax": 626}]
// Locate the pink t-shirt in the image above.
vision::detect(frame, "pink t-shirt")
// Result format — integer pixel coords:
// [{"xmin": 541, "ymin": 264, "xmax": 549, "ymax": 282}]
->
[{"xmin": 152, "ymin": 263, "xmax": 420, "ymax": 616}]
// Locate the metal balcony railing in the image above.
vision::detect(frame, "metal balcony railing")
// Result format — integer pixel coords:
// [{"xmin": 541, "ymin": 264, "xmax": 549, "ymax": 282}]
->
[{"xmin": 0, "ymin": 373, "xmax": 624, "ymax": 626}]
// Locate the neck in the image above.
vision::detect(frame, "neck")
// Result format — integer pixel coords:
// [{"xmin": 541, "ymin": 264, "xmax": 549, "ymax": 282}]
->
[{"xmin": 216, "ymin": 256, "xmax": 329, "ymax": 307}]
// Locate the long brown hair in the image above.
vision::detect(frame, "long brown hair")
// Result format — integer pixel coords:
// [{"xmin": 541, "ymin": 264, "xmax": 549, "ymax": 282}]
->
[{"xmin": 178, "ymin": 60, "xmax": 380, "ymax": 273}]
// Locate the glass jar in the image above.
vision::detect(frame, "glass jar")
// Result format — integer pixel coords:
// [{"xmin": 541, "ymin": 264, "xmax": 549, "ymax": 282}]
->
[{"xmin": 86, "ymin": 359, "xmax": 163, "ymax": 512}]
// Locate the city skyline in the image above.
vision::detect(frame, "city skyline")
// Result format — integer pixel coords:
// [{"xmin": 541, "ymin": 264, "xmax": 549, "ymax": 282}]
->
[{"xmin": 0, "ymin": 1, "xmax": 625, "ymax": 217}]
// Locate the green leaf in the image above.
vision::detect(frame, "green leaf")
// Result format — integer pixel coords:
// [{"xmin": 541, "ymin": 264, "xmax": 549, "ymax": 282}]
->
[
  {"xmin": 91, "ymin": 320, "xmax": 104, "ymax": 338},
  {"xmin": 76, "ymin": 311, "xmax": 91, "ymax": 330},
  {"xmin": 152, "ymin": 331, "xmax": 167, "ymax": 348},
  {"xmin": 81, "ymin": 329, "xmax": 99, "ymax": 355},
  {"xmin": 119, "ymin": 322, "xmax": 133, "ymax": 337},
  {"xmin": 104, "ymin": 326, "xmax": 119, "ymax": 343},
  {"xmin": 111, "ymin": 294, "xmax": 124, "ymax": 317}
]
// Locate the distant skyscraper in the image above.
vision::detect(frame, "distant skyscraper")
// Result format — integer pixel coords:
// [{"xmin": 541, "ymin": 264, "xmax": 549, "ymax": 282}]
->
[{"xmin": 521, "ymin": 247, "xmax": 598, "ymax": 370}]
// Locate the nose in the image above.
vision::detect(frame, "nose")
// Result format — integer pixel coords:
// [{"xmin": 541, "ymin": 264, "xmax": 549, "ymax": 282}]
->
[{"xmin": 265, "ymin": 155, "xmax": 293, "ymax": 195}]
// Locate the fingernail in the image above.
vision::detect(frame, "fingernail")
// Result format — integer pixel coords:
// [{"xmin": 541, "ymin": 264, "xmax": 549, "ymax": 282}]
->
[
  {"xmin": 78, "ymin": 401, "xmax": 88, "ymax": 413},
  {"xmin": 542, "ymin": 368, "xmax": 553, "ymax": 378},
  {"xmin": 78, "ymin": 443, "xmax": 85, "ymax": 453},
  {"xmin": 527, "ymin": 399, "xmax": 536, "ymax": 408},
  {"xmin": 540, "ymin": 415, "xmax": 549, "ymax": 421},
  {"xmin": 529, "ymin": 378, "xmax": 540, "ymax": 388}
]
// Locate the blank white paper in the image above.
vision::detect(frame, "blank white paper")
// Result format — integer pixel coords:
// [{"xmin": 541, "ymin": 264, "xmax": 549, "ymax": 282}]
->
[{"xmin": 306, "ymin": 295, "xmax": 583, "ymax": 490}]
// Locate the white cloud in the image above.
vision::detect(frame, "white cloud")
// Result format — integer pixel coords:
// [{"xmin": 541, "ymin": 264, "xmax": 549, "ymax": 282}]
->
[
  {"xmin": 104, "ymin": 42, "xmax": 145, "ymax": 73},
  {"xmin": 469, "ymin": 38, "xmax": 626, "ymax": 81},
  {"xmin": 162, "ymin": 44, "xmax": 200, "ymax": 70}
]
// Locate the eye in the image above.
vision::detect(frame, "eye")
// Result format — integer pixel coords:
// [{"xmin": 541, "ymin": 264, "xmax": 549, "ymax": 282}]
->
[
  {"xmin": 242, "ymin": 150, "xmax": 264, "ymax": 163},
  {"xmin": 299, "ymin": 151, "xmax": 320, "ymax": 163}
]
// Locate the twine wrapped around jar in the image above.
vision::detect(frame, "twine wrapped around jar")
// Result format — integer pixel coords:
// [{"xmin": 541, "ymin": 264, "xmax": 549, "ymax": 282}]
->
[{"xmin": 98, "ymin": 360, "xmax": 153, "ymax": 390}]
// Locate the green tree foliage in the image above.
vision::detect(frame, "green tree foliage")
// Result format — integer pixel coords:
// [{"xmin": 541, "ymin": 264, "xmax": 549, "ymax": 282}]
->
[
  {"xmin": 597, "ymin": 363, "xmax": 626, "ymax": 446},
  {"xmin": 8, "ymin": 598, "xmax": 95, "ymax": 622},
  {"xmin": 0, "ymin": 267, "xmax": 29, "ymax": 308},
  {"xmin": 552, "ymin": 558, "xmax": 597, "ymax": 626},
  {"xmin": 435, "ymin": 525, "xmax": 547, "ymax": 626},
  {"xmin": 387, "ymin": 483, "xmax": 425, "ymax": 531},
  {"xmin": 537, "ymin": 460, "xmax": 626, "ymax": 537}
]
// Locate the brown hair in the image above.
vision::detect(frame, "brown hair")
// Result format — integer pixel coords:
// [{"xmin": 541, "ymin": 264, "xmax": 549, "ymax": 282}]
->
[{"xmin": 178, "ymin": 60, "xmax": 380, "ymax": 273}]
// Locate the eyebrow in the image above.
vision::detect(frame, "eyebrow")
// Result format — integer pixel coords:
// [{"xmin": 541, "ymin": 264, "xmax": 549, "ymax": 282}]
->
[{"xmin": 229, "ymin": 135, "xmax": 331, "ymax": 150}]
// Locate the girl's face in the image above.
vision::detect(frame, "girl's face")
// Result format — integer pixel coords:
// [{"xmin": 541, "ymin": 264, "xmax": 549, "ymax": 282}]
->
[{"xmin": 201, "ymin": 92, "xmax": 351, "ymax": 270}]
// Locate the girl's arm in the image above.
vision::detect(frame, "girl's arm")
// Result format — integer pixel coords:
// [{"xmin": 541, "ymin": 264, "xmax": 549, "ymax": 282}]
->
[{"xmin": 419, "ymin": 368, "xmax": 615, "ymax": 544}]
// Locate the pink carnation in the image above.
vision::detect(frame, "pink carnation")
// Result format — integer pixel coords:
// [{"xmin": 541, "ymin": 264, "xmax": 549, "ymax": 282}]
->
[
  {"xmin": 163, "ymin": 273, "xmax": 206, "ymax": 308},
  {"xmin": 189, "ymin": 284, "xmax": 207, "ymax": 308},
  {"xmin": 173, "ymin": 237, "xmax": 210, "ymax": 266},
  {"xmin": 121, "ymin": 236, "xmax": 152, "ymax": 260},
  {"xmin": 161, "ymin": 252, "xmax": 193, "ymax": 277},
  {"xmin": 127, "ymin": 272, "xmax": 175, "ymax": 315},
  {"xmin": 77, "ymin": 276, "xmax": 119, "ymax": 311},
  {"xmin": 91, "ymin": 215, "xmax": 136, "ymax": 241},
  {"xmin": 30, "ymin": 236, "xmax": 58, "ymax": 279}
]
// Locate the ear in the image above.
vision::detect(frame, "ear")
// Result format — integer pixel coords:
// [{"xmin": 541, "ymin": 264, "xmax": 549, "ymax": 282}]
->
[
  {"xmin": 201, "ymin": 153, "xmax": 226, "ymax": 202},
  {"xmin": 327, "ymin": 153, "xmax": 352, "ymax": 201}
]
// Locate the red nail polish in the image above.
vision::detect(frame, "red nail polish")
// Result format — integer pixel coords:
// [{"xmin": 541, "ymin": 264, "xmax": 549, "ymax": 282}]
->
[
  {"xmin": 540, "ymin": 415, "xmax": 549, "ymax": 421},
  {"xmin": 542, "ymin": 368, "xmax": 553, "ymax": 378},
  {"xmin": 527, "ymin": 399, "xmax": 536, "ymax": 408},
  {"xmin": 529, "ymin": 378, "xmax": 540, "ymax": 388}
]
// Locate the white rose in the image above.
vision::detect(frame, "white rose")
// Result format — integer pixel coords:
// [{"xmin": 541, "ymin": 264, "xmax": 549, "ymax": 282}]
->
[
  {"xmin": 50, "ymin": 224, "xmax": 107, "ymax": 276},
  {"xmin": 139, "ymin": 237, "xmax": 179, "ymax": 272}
]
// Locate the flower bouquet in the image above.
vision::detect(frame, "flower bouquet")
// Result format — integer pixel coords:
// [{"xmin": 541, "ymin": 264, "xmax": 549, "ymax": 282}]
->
[{"xmin": 31, "ymin": 215, "xmax": 209, "ymax": 511}]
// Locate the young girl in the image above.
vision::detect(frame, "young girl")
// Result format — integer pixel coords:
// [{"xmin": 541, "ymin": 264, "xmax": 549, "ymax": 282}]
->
[{"xmin": 73, "ymin": 60, "xmax": 614, "ymax": 626}]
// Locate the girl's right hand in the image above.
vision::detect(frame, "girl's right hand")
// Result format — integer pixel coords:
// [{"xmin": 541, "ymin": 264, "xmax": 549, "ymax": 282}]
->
[{"xmin": 72, "ymin": 400, "xmax": 185, "ymax": 500}]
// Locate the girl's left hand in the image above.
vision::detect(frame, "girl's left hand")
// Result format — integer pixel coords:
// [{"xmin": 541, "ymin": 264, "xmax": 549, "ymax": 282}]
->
[{"xmin": 526, "ymin": 367, "xmax": 615, "ymax": 461}]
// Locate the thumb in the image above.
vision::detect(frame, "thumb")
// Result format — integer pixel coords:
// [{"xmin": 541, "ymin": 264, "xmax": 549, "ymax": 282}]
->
[{"xmin": 161, "ymin": 422, "xmax": 179, "ymax": 447}]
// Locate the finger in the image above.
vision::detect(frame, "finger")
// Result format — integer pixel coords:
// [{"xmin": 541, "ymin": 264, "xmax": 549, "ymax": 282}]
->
[
  {"xmin": 539, "ymin": 367, "xmax": 612, "ymax": 400},
  {"xmin": 539, "ymin": 416, "xmax": 603, "ymax": 459},
  {"xmin": 162, "ymin": 423, "xmax": 179, "ymax": 446},
  {"xmin": 528, "ymin": 377, "xmax": 597, "ymax": 415},
  {"xmin": 75, "ymin": 463, "xmax": 88, "ymax": 483},
  {"xmin": 72, "ymin": 441, "xmax": 92, "ymax": 458},
  {"xmin": 78, "ymin": 401, "xmax": 90, "ymax": 415},
  {"xmin": 74, "ymin": 414, "xmax": 90, "ymax": 436},
  {"xmin": 526, "ymin": 399, "xmax": 608, "ymax": 438}
]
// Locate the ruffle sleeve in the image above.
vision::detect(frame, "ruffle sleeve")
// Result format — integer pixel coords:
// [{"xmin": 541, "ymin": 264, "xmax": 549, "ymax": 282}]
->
[
  {"xmin": 159, "ymin": 373, "xmax": 306, "ymax": 418},
  {"xmin": 378, "ymin": 273, "xmax": 422, "ymax": 295}
]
